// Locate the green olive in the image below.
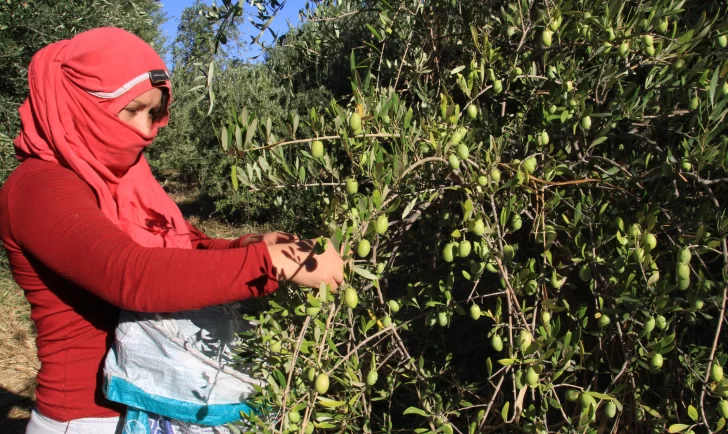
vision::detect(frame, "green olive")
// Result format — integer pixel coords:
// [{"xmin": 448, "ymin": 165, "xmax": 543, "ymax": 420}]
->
[
  {"xmin": 566, "ymin": 389, "xmax": 580, "ymax": 402},
  {"xmin": 678, "ymin": 276, "xmax": 691, "ymax": 291},
  {"xmin": 540, "ymin": 131, "xmax": 550, "ymax": 145},
  {"xmin": 651, "ymin": 353, "xmax": 664, "ymax": 369},
  {"xmin": 517, "ymin": 329, "xmax": 533, "ymax": 351},
  {"xmin": 448, "ymin": 154, "xmax": 461, "ymax": 170},
  {"xmin": 344, "ymin": 287, "xmax": 358, "ymax": 309},
  {"xmin": 471, "ymin": 219, "xmax": 485, "ymax": 236},
  {"xmin": 469, "ymin": 304, "xmax": 481, "ymax": 320},
  {"xmin": 643, "ymin": 233, "xmax": 657, "ymax": 252},
  {"xmin": 579, "ymin": 264, "xmax": 592, "ymax": 281},
  {"xmin": 657, "ymin": 19, "xmax": 668, "ymax": 33},
  {"xmin": 514, "ymin": 370, "xmax": 526, "ymax": 389},
  {"xmin": 491, "ymin": 334, "xmax": 503, "ymax": 351},
  {"xmin": 457, "ymin": 144, "xmax": 469, "ymax": 160},
  {"xmin": 349, "ymin": 112, "xmax": 362, "ymax": 131},
  {"xmin": 526, "ymin": 367, "xmax": 539, "ymax": 386},
  {"xmin": 605, "ymin": 401, "xmax": 617, "ymax": 418},
  {"xmin": 357, "ymin": 239, "xmax": 371, "ymax": 258},
  {"xmin": 718, "ymin": 35, "xmax": 728, "ymax": 48},
  {"xmin": 388, "ymin": 300, "xmax": 400, "ymax": 313},
  {"xmin": 366, "ymin": 370, "xmax": 378, "ymax": 386},
  {"xmin": 458, "ymin": 240, "xmax": 472, "ymax": 258},
  {"xmin": 346, "ymin": 178, "xmax": 358, "ymax": 196},
  {"xmin": 467, "ymin": 105, "xmax": 478, "ymax": 119},
  {"xmin": 619, "ymin": 42, "xmax": 630, "ymax": 57},
  {"xmin": 656, "ymin": 315, "xmax": 668, "ymax": 331},
  {"xmin": 437, "ymin": 311, "xmax": 448, "ymax": 327},
  {"xmin": 490, "ymin": 167, "xmax": 501, "ymax": 182},
  {"xmin": 311, "ymin": 140, "xmax": 324, "ymax": 158},
  {"xmin": 541, "ymin": 311, "xmax": 551, "ymax": 323},
  {"xmin": 678, "ymin": 247, "xmax": 692, "ymax": 264},
  {"xmin": 493, "ymin": 80, "xmax": 503, "ymax": 94},
  {"xmin": 581, "ymin": 116, "xmax": 592, "ymax": 130},
  {"xmin": 644, "ymin": 316, "xmax": 655, "ymax": 333},
  {"xmin": 511, "ymin": 214, "xmax": 523, "ymax": 231},
  {"xmin": 314, "ymin": 373, "xmax": 330, "ymax": 394},
  {"xmin": 523, "ymin": 157, "xmax": 537, "ymax": 174},
  {"xmin": 503, "ymin": 244, "xmax": 515, "ymax": 262},
  {"xmin": 718, "ymin": 401, "xmax": 728, "ymax": 419},
  {"xmin": 288, "ymin": 410, "xmax": 301, "ymax": 424},
  {"xmin": 676, "ymin": 263, "xmax": 690, "ymax": 280},
  {"xmin": 541, "ymin": 29, "xmax": 553, "ymax": 47},
  {"xmin": 442, "ymin": 243, "xmax": 455, "ymax": 263},
  {"xmin": 375, "ymin": 214, "xmax": 388, "ymax": 235},
  {"xmin": 712, "ymin": 364, "xmax": 724, "ymax": 382},
  {"xmin": 629, "ymin": 224, "xmax": 641, "ymax": 240}
]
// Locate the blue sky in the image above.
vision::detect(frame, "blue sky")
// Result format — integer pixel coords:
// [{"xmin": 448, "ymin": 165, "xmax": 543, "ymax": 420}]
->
[{"xmin": 159, "ymin": 0, "xmax": 305, "ymax": 61}]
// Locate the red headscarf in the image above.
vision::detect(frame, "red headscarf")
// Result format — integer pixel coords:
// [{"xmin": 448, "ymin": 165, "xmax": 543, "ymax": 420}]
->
[{"xmin": 14, "ymin": 27, "xmax": 191, "ymax": 249}]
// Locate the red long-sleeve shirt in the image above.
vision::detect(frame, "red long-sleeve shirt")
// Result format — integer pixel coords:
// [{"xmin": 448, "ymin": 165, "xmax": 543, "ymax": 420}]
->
[{"xmin": 0, "ymin": 158, "xmax": 278, "ymax": 422}]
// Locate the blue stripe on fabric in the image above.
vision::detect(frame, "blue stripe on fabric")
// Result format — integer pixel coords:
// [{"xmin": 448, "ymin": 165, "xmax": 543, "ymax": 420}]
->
[
  {"xmin": 123, "ymin": 408, "xmax": 150, "ymax": 434},
  {"xmin": 105, "ymin": 377, "xmax": 255, "ymax": 426}
]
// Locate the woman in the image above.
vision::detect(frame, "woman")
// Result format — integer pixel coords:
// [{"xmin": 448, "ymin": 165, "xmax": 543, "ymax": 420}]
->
[{"xmin": 0, "ymin": 27, "xmax": 344, "ymax": 433}]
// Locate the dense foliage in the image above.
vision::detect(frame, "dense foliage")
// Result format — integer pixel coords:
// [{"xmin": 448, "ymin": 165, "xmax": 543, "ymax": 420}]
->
[{"xmin": 200, "ymin": 0, "xmax": 728, "ymax": 433}]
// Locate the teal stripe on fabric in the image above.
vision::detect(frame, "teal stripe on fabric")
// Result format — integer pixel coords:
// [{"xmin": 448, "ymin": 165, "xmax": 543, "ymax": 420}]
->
[
  {"xmin": 105, "ymin": 376, "xmax": 255, "ymax": 426},
  {"xmin": 123, "ymin": 408, "xmax": 149, "ymax": 434}
]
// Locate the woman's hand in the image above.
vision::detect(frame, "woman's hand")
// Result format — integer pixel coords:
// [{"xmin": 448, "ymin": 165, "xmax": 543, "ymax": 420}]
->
[
  {"xmin": 267, "ymin": 238, "xmax": 345, "ymax": 290},
  {"xmin": 241, "ymin": 231, "xmax": 298, "ymax": 246}
]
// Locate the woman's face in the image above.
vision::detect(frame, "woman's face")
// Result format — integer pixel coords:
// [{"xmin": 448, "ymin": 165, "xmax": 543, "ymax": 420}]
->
[{"xmin": 116, "ymin": 88, "xmax": 165, "ymax": 136}]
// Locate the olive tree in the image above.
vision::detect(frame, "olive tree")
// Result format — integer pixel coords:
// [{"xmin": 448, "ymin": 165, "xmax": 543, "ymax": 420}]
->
[{"xmin": 205, "ymin": 0, "xmax": 728, "ymax": 432}]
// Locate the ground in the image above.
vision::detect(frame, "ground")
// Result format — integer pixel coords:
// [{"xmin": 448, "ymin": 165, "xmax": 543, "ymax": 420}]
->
[{"xmin": 0, "ymin": 192, "xmax": 267, "ymax": 432}]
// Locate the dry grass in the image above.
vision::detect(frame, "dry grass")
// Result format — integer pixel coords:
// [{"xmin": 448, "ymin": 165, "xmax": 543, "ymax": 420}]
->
[
  {"xmin": 170, "ymin": 190, "xmax": 273, "ymax": 239},
  {"xmin": 0, "ymin": 267, "xmax": 38, "ymax": 433}
]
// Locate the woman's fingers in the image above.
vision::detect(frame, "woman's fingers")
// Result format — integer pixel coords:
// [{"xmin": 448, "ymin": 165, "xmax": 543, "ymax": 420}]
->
[
  {"xmin": 263, "ymin": 231, "xmax": 299, "ymax": 245},
  {"xmin": 277, "ymin": 232, "xmax": 299, "ymax": 242}
]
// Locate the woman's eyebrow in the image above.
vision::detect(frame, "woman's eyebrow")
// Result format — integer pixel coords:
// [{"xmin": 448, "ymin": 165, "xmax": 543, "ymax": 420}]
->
[{"xmin": 124, "ymin": 101, "xmax": 144, "ymax": 109}]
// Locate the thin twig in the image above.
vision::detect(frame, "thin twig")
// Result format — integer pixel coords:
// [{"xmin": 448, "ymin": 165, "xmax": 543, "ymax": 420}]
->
[{"xmin": 278, "ymin": 316, "xmax": 311, "ymax": 433}]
